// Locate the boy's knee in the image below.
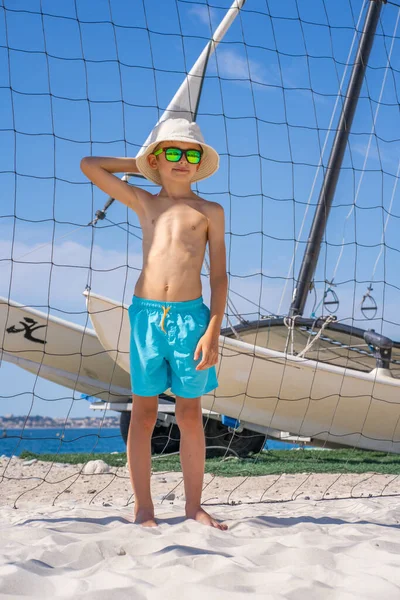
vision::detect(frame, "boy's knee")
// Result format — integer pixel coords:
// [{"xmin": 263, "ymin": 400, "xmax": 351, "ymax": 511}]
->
[
  {"xmin": 134, "ymin": 412, "xmax": 157, "ymax": 430},
  {"xmin": 175, "ymin": 404, "xmax": 202, "ymax": 429},
  {"xmin": 131, "ymin": 394, "xmax": 158, "ymax": 429}
]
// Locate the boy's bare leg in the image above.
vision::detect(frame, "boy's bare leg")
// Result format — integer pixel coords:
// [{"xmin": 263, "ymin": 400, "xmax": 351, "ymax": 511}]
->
[
  {"xmin": 176, "ymin": 395, "xmax": 228, "ymax": 530},
  {"xmin": 127, "ymin": 394, "xmax": 158, "ymax": 527}
]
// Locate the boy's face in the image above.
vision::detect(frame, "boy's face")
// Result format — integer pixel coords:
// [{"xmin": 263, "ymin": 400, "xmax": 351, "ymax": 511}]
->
[{"xmin": 147, "ymin": 140, "xmax": 202, "ymax": 183}]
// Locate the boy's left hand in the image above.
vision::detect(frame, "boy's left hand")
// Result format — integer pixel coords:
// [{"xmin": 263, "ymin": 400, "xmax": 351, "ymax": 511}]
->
[{"xmin": 194, "ymin": 331, "xmax": 219, "ymax": 370}]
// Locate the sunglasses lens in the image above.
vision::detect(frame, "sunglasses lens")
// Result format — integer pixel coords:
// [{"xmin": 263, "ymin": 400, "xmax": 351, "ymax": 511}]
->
[
  {"xmin": 186, "ymin": 151, "xmax": 201, "ymax": 164},
  {"xmin": 165, "ymin": 148, "xmax": 182, "ymax": 162}
]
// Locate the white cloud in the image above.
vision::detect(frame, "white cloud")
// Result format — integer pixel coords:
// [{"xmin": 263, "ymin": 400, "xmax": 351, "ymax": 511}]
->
[
  {"xmin": 212, "ymin": 48, "xmax": 270, "ymax": 86},
  {"xmin": 351, "ymin": 140, "xmax": 400, "ymax": 173},
  {"xmin": 0, "ymin": 239, "xmax": 143, "ymax": 327},
  {"xmin": 2, "ymin": 236, "xmax": 396, "ymax": 335},
  {"xmin": 188, "ymin": 4, "xmax": 215, "ymax": 28},
  {"xmin": 187, "ymin": 6, "xmax": 270, "ymax": 88}
]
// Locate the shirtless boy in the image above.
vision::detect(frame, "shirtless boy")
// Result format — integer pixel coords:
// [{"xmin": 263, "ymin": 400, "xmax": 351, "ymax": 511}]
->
[{"xmin": 80, "ymin": 117, "xmax": 228, "ymax": 530}]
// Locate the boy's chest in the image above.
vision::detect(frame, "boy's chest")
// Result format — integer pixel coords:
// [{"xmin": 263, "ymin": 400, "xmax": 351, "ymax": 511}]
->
[{"xmin": 143, "ymin": 204, "xmax": 209, "ymax": 244}]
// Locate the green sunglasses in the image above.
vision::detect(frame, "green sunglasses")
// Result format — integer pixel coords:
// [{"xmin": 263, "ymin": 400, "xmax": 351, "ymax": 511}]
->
[{"xmin": 153, "ymin": 146, "xmax": 203, "ymax": 165}]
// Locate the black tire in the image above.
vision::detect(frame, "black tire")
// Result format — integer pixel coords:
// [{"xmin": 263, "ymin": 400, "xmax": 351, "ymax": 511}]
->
[
  {"xmin": 151, "ymin": 422, "xmax": 180, "ymax": 454},
  {"xmin": 119, "ymin": 410, "xmax": 180, "ymax": 454},
  {"xmin": 204, "ymin": 418, "xmax": 266, "ymax": 458},
  {"xmin": 119, "ymin": 410, "xmax": 131, "ymax": 446}
]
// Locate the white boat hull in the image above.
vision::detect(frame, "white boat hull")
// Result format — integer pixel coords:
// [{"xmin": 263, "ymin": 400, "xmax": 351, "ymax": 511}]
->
[
  {"xmin": 84, "ymin": 291, "xmax": 400, "ymax": 453},
  {"xmin": 0, "ymin": 296, "xmax": 131, "ymax": 402}
]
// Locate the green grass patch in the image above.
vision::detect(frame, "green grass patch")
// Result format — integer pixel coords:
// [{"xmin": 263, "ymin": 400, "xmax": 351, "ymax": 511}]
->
[{"xmin": 19, "ymin": 449, "xmax": 400, "ymax": 477}]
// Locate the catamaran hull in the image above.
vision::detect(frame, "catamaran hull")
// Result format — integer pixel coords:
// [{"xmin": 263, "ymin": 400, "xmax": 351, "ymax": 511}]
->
[
  {"xmin": 0, "ymin": 296, "xmax": 132, "ymax": 403},
  {"xmin": 84, "ymin": 291, "xmax": 400, "ymax": 454}
]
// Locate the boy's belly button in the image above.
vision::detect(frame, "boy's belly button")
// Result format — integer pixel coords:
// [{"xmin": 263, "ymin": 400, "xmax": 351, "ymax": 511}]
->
[{"xmin": 164, "ymin": 285, "xmax": 169, "ymax": 291}]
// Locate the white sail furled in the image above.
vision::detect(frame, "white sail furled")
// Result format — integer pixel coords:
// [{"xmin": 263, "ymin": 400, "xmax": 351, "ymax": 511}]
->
[{"xmin": 137, "ymin": 0, "xmax": 246, "ymax": 151}]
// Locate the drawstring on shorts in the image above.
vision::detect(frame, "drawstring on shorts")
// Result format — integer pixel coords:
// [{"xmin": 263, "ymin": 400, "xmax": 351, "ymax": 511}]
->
[
  {"xmin": 160, "ymin": 305, "xmax": 171, "ymax": 333},
  {"xmin": 130, "ymin": 295, "xmax": 204, "ymax": 335}
]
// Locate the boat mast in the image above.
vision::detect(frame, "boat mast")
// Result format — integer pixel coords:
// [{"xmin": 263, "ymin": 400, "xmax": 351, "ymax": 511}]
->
[{"xmin": 289, "ymin": 0, "xmax": 387, "ymax": 317}]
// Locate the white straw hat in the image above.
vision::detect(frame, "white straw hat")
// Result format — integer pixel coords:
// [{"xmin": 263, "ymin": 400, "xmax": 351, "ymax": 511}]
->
[{"xmin": 135, "ymin": 117, "xmax": 219, "ymax": 185}]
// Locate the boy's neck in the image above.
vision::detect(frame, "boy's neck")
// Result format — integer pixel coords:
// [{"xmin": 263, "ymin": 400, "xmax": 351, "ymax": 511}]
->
[{"xmin": 157, "ymin": 179, "xmax": 196, "ymax": 201}]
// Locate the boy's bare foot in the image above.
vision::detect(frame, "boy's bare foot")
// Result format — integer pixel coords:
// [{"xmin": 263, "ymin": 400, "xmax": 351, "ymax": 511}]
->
[
  {"xmin": 134, "ymin": 507, "xmax": 158, "ymax": 527},
  {"xmin": 185, "ymin": 506, "xmax": 228, "ymax": 530}
]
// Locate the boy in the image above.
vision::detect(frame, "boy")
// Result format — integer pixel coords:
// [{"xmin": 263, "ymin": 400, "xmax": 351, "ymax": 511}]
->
[{"xmin": 80, "ymin": 117, "xmax": 228, "ymax": 530}]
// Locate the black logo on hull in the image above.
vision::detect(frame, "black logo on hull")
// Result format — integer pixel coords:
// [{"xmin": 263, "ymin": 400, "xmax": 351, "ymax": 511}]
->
[{"xmin": 6, "ymin": 317, "xmax": 47, "ymax": 345}]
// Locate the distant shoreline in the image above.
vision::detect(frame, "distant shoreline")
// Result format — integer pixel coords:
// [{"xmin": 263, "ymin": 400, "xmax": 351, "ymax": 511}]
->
[
  {"xmin": 1, "ymin": 426, "xmax": 121, "ymax": 430},
  {"xmin": 0, "ymin": 423, "xmax": 118, "ymax": 431}
]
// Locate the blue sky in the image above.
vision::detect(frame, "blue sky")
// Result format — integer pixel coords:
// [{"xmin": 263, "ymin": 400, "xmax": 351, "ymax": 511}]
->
[{"xmin": 1, "ymin": 0, "xmax": 400, "ymax": 418}]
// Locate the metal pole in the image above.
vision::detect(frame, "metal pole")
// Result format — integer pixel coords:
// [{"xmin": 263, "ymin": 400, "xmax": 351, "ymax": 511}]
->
[{"xmin": 289, "ymin": 0, "xmax": 386, "ymax": 317}]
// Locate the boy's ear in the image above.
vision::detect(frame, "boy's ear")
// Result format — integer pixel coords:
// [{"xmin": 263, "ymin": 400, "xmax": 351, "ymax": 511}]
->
[{"xmin": 147, "ymin": 153, "xmax": 158, "ymax": 170}]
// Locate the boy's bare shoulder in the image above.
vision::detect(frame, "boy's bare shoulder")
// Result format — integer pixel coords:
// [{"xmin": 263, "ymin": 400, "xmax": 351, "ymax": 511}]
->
[
  {"xmin": 195, "ymin": 196, "xmax": 224, "ymax": 217},
  {"xmin": 132, "ymin": 185, "xmax": 154, "ymax": 202},
  {"xmin": 200, "ymin": 200, "xmax": 225, "ymax": 231},
  {"xmin": 129, "ymin": 185, "xmax": 156, "ymax": 211}
]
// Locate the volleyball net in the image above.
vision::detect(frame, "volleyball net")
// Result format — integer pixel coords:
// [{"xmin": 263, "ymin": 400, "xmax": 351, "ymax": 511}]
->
[{"xmin": 1, "ymin": 0, "xmax": 400, "ymax": 509}]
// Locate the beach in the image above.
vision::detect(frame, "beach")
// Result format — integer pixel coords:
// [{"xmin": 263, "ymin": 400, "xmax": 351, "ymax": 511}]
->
[{"xmin": 1, "ymin": 456, "xmax": 400, "ymax": 598}]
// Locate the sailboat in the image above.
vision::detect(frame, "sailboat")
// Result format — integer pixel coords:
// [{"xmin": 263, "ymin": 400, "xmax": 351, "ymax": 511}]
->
[{"xmin": 84, "ymin": 0, "xmax": 400, "ymax": 454}]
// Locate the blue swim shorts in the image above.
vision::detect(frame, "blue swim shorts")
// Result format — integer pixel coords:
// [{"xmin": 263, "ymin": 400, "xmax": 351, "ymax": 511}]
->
[{"xmin": 128, "ymin": 295, "xmax": 219, "ymax": 398}]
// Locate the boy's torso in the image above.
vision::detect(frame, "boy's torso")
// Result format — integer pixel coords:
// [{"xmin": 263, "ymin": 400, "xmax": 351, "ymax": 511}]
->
[{"xmin": 133, "ymin": 190, "xmax": 213, "ymax": 302}]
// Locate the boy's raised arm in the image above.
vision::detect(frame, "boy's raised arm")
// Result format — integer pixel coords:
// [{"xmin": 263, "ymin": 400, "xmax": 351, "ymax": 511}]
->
[{"xmin": 80, "ymin": 156, "xmax": 147, "ymax": 216}]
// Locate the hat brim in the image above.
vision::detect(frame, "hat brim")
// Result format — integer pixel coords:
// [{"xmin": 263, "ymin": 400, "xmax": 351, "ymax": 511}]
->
[{"xmin": 135, "ymin": 136, "xmax": 220, "ymax": 185}]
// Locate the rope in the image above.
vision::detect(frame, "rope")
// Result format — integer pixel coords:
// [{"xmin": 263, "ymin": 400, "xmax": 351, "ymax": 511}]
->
[
  {"xmin": 296, "ymin": 316, "xmax": 337, "ymax": 359},
  {"xmin": 283, "ymin": 315, "xmax": 300, "ymax": 355}
]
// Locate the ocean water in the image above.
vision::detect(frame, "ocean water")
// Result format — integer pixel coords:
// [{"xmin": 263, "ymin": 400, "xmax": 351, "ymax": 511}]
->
[
  {"xmin": 0, "ymin": 428, "xmax": 126, "ymax": 458},
  {"xmin": 0, "ymin": 428, "xmax": 300, "ymax": 458}
]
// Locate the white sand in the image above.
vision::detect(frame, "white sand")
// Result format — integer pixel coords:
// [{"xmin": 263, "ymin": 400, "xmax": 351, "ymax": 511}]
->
[{"xmin": 1, "ymin": 457, "xmax": 400, "ymax": 599}]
